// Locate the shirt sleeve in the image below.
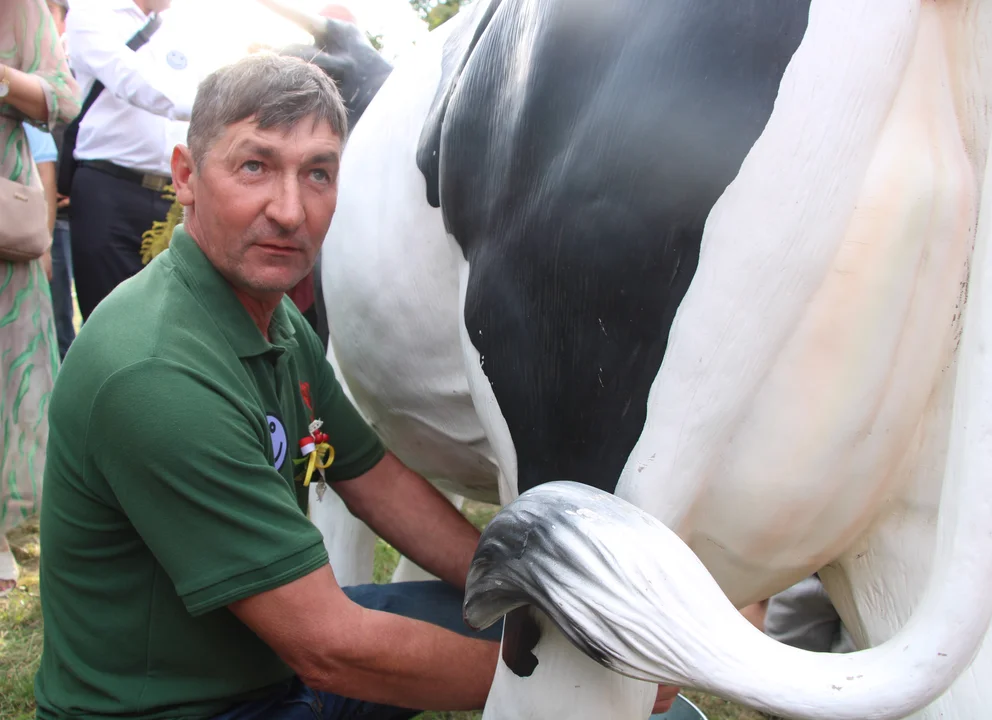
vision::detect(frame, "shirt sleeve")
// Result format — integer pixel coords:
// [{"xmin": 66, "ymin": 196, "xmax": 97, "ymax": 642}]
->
[
  {"xmin": 66, "ymin": 9, "xmax": 194, "ymax": 122},
  {"xmin": 22, "ymin": 123, "xmax": 58, "ymax": 164},
  {"xmin": 87, "ymin": 358, "xmax": 329, "ymax": 617}
]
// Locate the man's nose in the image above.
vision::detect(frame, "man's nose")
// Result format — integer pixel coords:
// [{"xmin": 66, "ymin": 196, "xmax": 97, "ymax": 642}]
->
[{"xmin": 266, "ymin": 174, "xmax": 306, "ymax": 232}]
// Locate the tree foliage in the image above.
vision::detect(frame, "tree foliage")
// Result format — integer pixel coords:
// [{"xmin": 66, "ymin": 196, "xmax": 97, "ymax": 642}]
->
[
  {"xmin": 366, "ymin": 32, "xmax": 384, "ymax": 51},
  {"xmin": 408, "ymin": 0, "xmax": 470, "ymax": 30}
]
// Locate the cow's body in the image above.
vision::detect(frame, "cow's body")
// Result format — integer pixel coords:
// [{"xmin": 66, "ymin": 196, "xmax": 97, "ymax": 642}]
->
[{"xmin": 316, "ymin": 1, "xmax": 992, "ymax": 717}]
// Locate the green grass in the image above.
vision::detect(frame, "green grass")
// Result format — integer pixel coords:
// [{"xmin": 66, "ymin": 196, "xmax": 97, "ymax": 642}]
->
[
  {"xmin": 0, "ymin": 504, "xmax": 765, "ymax": 720},
  {"xmin": 0, "ymin": 517, "xmax": 43, "ymax": 720}
]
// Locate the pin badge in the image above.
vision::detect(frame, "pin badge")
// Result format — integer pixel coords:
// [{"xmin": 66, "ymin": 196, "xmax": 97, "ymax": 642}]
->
[{"xmin": 166, "ymin": 51, "xmax": 187, "ymax": 70}]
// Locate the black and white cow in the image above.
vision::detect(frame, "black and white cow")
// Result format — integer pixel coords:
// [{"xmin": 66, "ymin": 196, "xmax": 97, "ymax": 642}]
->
[{"xmin": 314, "ymin": 1, "xmax": 992, "ymax": 717}]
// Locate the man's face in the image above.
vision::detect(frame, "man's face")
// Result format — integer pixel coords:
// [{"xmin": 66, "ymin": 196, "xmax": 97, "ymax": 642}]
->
[{"xmin": 173, "ymin": 118, "xmax": 342, "ymax": 298}]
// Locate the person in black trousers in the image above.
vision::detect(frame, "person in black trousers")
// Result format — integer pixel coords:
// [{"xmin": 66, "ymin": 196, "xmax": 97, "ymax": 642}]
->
[{"xmin": 65, "ymin": 0, "xmax": 199, "ymax": 320}]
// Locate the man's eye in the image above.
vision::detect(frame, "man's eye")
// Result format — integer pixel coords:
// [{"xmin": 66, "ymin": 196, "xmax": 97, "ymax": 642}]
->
[
  {"xmin": 242, "ymin": 160, "xmax": 263, "ymax": 174},
  {"xmin": 309, "ymin": 169, "xmax": 330, "ymax": 183}
]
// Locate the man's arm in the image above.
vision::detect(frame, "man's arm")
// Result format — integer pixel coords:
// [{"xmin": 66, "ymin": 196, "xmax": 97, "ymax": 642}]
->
[
  {"xmin": 86, "ymin": 360, "xmax": 498, "ymax": 711},
  {"xmin": 253, "ymin": 0, "xmax": 326, "ymax": 39},
  {"xmin": 333, "ymin": 453, "xmax": 482, "ymax": 590},
  {"xmin": 66, "ymin": 10, "xmax": 194, "ymax": 121},
  {"xmin": 230, "ymin": 564, "xmax": 499, "ymax": 709}
]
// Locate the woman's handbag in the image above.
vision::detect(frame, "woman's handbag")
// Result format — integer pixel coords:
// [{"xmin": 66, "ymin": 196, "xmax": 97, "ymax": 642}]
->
[{"xmin": 0, "ymin": 168, "xmax": 50, "ymax": 262}]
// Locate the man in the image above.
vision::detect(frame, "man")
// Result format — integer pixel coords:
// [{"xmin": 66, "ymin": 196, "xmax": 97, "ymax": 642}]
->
[
  {"xmin": 35, "ymin": 53, "xmax": 501, "ymax": 720},
  {"xmin": 65, "ymin": 0, "xmax": 203, "ymax": 319}
]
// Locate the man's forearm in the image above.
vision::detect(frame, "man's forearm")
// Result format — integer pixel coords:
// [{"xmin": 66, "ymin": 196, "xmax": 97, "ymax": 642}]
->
[
  {"xmin": 231, "ymin": 566, "xmax": 499, "ymax": 712},
  {"xmin": 305, "ymin": 607, "xmax": 498, "ymax": 710},
  {"xmin": 254, "ymin": 0, "xmax": 325, "ymax": 38},
  {"xmin": 335, "ymin": 454, "xmax": 481, "ymax": 589}
]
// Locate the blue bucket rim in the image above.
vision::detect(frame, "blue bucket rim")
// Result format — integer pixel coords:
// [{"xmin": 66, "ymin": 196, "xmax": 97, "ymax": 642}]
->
[{"xmin": 649, "ymin": 693, "xmax": 709, "ymax": 720}]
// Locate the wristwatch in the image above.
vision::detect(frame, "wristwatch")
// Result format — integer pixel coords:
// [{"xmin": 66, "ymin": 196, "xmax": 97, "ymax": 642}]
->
[{"xmin": 0, "ymin": 65, "xmax": 9, "ymax": 99}]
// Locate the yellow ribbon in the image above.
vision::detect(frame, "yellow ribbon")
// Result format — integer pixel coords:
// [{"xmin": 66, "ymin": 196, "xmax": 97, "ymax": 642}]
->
[{"xmin": 302, "ymin": 443, "xmax": 335, "ymax": 486}]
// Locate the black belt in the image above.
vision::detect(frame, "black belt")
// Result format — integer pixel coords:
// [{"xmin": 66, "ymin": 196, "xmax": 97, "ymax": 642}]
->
[{"xmin": 78, "ymin": 160, "xmax": 172, "ymax": 193}]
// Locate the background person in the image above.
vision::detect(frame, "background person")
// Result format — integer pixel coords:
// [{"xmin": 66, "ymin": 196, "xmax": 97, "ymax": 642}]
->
[
  {"xmin": 0, "ymin": 0, "xmax": 80, "ymax": 597},
  {"xmin": 65, "ymin": 0, "xmax": 204, "ymax": 320},
  {"xmin": 46, "ymin": 0, "xmax": 77, "ymax": 359},
  {"xmin": 23, "ymin": 121, "xmax": 59, "ymax": 249},
  {"xmin": 764, "ymin": 574, "xmax": 856, "ymax": 654}
]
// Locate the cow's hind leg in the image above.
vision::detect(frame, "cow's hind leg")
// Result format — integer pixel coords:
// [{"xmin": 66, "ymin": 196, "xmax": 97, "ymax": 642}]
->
[
  {"xmin": 310, "ymin": 484, "xmax": 376, "ymax": 587},
  {"xmin": 819, "ymin": 365, "xmax": 992, "ymax": 720}
]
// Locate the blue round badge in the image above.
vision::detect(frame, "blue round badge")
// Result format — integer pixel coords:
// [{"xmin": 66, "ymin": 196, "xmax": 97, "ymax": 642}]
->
[
  {"xmin": 267, "ymin": 414, "xmax": 288, "ymax": 470},
  {"xmin": 166, "ymin": 50, "xmax": 187, "ymax": 70}
]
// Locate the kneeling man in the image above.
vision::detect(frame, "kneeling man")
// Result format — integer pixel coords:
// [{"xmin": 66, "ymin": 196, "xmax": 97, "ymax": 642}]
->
[{"xmin": 34, "ymin": 54, "xmax": 501, "ymax": 720}]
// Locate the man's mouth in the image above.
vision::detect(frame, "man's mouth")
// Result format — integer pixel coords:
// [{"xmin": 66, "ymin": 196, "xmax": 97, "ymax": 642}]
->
[{"xmin": 256, "ymin": 243, "xmax": 302, "ymax": 256}]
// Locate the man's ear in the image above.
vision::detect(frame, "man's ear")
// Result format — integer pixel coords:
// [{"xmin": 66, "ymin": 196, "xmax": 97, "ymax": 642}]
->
[{"xmin": 171, "ymin": 144, "xmax": 196, "ymax": 207}]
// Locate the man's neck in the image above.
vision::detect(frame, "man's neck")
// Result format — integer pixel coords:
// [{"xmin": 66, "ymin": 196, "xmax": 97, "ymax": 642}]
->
[
  {"xmin": 133, "ymin": 0, "xmax": 153, "ymax": 16},
  {"xmin": 232, "ymin": 288, "xmax": 282, "ymax": 341},
  {"xmin": 184, "ymin": 220, "xmax": 282, "ymax": 340}
]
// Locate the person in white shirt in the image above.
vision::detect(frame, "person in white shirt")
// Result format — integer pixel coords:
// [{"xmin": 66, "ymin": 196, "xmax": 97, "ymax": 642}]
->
[{"xmin": 65, "ymin": 0, "xmax": 202, "ymax": 319}]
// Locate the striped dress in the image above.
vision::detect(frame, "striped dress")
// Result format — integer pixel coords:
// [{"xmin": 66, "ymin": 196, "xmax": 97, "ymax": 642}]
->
[{"xmin": 0, "ymin": 0, "xmax": 79, "ymax": 538}]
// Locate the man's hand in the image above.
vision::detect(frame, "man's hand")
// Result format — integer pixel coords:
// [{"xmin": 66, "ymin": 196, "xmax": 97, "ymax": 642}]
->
[{"xmin": 653, "ymin": 685, "xmax": 681, "ymax": 714}]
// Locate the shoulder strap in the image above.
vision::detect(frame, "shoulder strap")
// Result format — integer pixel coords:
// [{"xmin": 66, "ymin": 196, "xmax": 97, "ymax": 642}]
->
[{"xmin": 75, "ymin": 13, "xmax": 164, "ymax": 126}]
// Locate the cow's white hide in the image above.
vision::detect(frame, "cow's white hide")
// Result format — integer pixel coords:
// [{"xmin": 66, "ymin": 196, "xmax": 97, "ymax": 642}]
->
[
  {"xmin": 311, "ymin": 341, "xmax": 469, "ymax": 586},
  {"xmin": 309, "ymin": 343, "xmax": 376, "ymax": 587},
  {"xmin": 321, "ymin": 0, "xmax": 992, "ymax": 718},
  {"xmin": 320, "ymin": 14, "xmax": 499, "ymax": 506},
  {"xmin": 315, "ymin": 16, "xmax": 496, "ymax": 586}
]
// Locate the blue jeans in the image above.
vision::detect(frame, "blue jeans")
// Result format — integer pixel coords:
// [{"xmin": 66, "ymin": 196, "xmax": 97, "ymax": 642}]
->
[
  {"xmin": 211, "ymin": 581, "xmax": 503, "ymax": 720},
  {"xmin": 50, "ymin": 219, "xmax": 76, "ymax": 359}
]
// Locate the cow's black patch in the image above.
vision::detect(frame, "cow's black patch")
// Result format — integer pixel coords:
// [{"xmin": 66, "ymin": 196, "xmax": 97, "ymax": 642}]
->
[
  {"xmin": 280, "ymin": 19, "xmax": 393, "ymax": 131},
  {"xmin": 502, "ymin": 607, "xmax": 541, "ymax": 677},
  {"xmin": 463, "ymin": 483, "xmax": 623, "ymax": 670},
  {"xmin": 416, "ymin": 0, "xmax": 504, "ymax": 208},
  {"xmin": 422, "ymin": 0, "xmax": 811, "ymax": 496}
]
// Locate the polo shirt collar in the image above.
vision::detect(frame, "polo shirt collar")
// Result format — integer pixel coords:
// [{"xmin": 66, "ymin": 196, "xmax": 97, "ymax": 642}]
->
[{"xmin": 168, "ymin": 226, "xmax": 298, "ymax": 358}]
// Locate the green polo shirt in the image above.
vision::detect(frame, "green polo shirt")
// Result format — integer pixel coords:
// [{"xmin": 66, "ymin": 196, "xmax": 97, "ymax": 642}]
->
[{"xmin": 34, "ymin": 227, "xmax": 385, "ymax": 719}]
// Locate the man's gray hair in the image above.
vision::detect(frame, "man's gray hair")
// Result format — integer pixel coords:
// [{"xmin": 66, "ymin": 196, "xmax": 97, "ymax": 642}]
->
[{"xmin": 187, "ymin": 53, "xmax": 348, "ymax": 167}]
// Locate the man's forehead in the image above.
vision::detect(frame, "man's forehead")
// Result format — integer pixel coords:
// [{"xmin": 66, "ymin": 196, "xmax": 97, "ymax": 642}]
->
[{"xmin": 219, "ymin": 119, "xmax": 341, "ymax": 160}]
